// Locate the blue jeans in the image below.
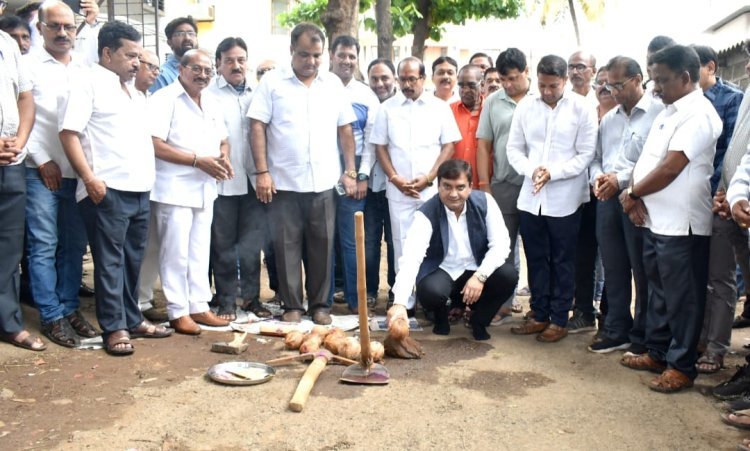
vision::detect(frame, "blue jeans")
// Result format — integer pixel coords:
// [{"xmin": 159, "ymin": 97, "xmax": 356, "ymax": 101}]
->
[
  {"xmin": 364, "ymin": 189, "xmax": 395, "ymax": 298},
  {"xmin": 25, "ymin": 170, "xmax": 87, "ymax": 324},
  {"xmin": 333, "ymin": 193, "xmax": 367, "ymax": 309}
]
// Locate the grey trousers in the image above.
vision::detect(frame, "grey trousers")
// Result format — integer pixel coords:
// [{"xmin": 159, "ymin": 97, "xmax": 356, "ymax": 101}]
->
[
  {"xmin": 0, "ymin": 164, "xmax": 26, "ymax": 334},
  {"xmin": 210, "ymin": 185, "xmax": 266, "ymax": 310},
  {"xmin": 491, "ymin": 181, "xmax": 521, "ymax": 308},
  {"xmin": 268, "ymin": 189, "xmax": 336, "ymax": 313},
  {"xmin": 700, "ymin": 214, "xmax": 750, "ymax": 356}
]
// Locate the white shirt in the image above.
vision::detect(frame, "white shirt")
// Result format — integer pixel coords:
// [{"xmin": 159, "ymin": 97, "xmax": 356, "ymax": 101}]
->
[
  {"xmin": 506, "ymin": 93, "xmax": 598, "ymax": 217},
  {"xmin": 369, "ymin": 91, "xmax": 462, "ymax": 203},
  {"xmin": 29, "ymin": 21, "xmax": 101, "ymax": 67},
  {"xmin": 59, "ymin": 64, "xmax": 155, "ymax": 201},
  {"xmin": 0, "ymin": 30, "xmax": 32, "ymax": 166},
  {"xmin": 728, "ymin": 147, "xmax": 750, "ymax": 209},
  {"xmin": 590, "ymin": 92, "xmax": 664, "ymax": 188},
  {"xmin": 149, "ymin": 79, "xmax": 228, "ymax": 209},
  {"xmin": 632, "ymin": 89, "xmax": 722, "ymax": 236},
  {"xmin": 24, "ymin": 49, "xmax": 88, "ymax": 178},
  {"xmin": 247, "ymin": 67, "xmax": 356, "ymax": 193},
  {"xmin": 207, "ymin": 75, "xmax": 254, "ymax": 195},
  {"xmin": 391, "ymin": 191, "xmax": 510, "ymax": 306},
  {"xmin": 343, "ymin": 79, "xmax": 379, "ymax": 165}
]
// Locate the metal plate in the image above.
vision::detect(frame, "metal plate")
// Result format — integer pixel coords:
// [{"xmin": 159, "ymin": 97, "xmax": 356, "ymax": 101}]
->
[{"xmin": 207, "ymin": 361, "xmax": 276, "ymax": 386}]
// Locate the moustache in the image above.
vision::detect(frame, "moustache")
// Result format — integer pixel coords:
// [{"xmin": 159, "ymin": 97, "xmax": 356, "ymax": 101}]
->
[
  {"xmin": 54, "ymin": 38, "xmax": 71, "ymax": 44},
  {"xmin": 231, "ymin": 69, "xmax": 243, "ymax": 74},
  {"xmin": 194, "ymin": 77, "xmax": 208, "ymax": 83}
]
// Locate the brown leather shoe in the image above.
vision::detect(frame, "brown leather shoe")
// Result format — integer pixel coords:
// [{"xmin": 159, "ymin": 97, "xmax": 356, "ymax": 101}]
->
[
  {"xmin": 170, "ymin": 316, "xmax": 201, "ymax": 335},
  {"xmin": 649, "ymin": 369, "xmax": 694, "ymax": 393},
  {"xmin": 511, "ymin": 319, "xmax": 549, "ymax": 335},
  {"xmin": 311, "ymin": 310, "xmax": 332, "ymax": 325},
  {"xmin": 282, "ymin": 310, "xmax": 302, "ymax": 323},
  {"xmin": 190, "ymin": 311, "xmax": 230, "ymax": 327},
  {"xmin": 620, "ymin": 353, "xmax": 666, "ymax": 373},
  {"xmin": 537, "ymin": 324, "xmax": 568, "ymax": 342}
]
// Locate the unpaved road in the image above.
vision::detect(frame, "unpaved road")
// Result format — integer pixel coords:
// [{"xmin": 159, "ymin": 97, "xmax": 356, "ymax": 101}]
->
[{"xmin": 0, "ymin": 256, "xmax": 746, "ymax": 450}]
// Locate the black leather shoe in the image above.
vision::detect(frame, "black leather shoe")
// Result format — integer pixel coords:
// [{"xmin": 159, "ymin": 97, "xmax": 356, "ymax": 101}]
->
[{"xmin": 733, "ymin": 316, "xmax": 750, "ymax": 329}]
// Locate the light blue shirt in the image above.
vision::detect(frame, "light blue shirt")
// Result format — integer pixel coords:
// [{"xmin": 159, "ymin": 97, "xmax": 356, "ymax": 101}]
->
[{"xmin": 149, "ymin": 54, "xmax": 180, "ymax": 93}]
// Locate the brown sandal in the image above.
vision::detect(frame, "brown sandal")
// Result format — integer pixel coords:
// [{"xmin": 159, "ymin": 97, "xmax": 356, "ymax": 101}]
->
[
  {"xmin": 1, "ymin": 330, "xmax": 47, "ymax": 351},
  {"xmin": 104, "ymin": 330, "xmax": 134, "ymax": 356},
  {"xmin": 696, "ymin": 352, "xmax": 724, "ymax": 374},
  {"xmin": 128, "ymin": 321, "xmax": 173, "ymax": 338},
  {"xmin": 648, "ymin": 369, "xmax": 693, "ymax": 393},
  {"xmin": 65, "ymin": 310, "xmax": 100, "ymax": 337}
]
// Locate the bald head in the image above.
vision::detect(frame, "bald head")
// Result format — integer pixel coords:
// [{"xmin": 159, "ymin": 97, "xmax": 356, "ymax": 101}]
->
[
  {"xmin": 135, "ymin": 48, "xmax": 160, "ymax": 93},
  {"xmin": 37, "ymin": 0, "xmax": 76, "ymax": 60},
  {"xmin": 568, "ymin": 50, "xmax": 596, "ymax": 94}
]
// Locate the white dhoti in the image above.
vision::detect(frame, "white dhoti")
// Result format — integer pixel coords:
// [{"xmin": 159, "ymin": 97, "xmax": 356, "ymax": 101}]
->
[
  {"xmin": 388, "ymin": 197, "xmax": 425, "ymax": 309},
  {"xmin": 137, "ymin": 203, "xmax": 160, "ymax": 311}
]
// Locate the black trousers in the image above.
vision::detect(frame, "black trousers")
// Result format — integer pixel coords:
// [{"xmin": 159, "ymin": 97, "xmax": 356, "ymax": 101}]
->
[
  {"xmin": 574, "ymin": 198, "xmax": 598, "ymax": 319},
  {"xmin": 79, "ymin": 189, "xmax": 149, "ymax": 337},
  {"xmin": 0, "ymin": 164, "xmax": 26, "ymax": 334},
  {"xmin": 416, "ymin": 263, "xmax": 518, "ymax": 327},
  {"xmin": 268, "ymin": 189, "xmax": 335, "ymax": 313},
  {"xmin": 210, "ymin": 185, "xmax": 266, "ymax": 310},
  {"xmin": 643, "ymin": 230, "xmax": 709, "ymax": 379}
]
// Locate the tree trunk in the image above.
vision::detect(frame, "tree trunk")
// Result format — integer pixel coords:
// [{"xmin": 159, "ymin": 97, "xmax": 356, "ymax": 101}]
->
[
  {"xmin": 375, "ymin": 0, "xmax": 394, "ymax": 59},
  {"xmin": 321, "ymin": 0, "xmax": 359, "ymax": 49},
  {"xmin": 568, "ymin": 0, "xmax": 581, "ymax": 46},
  {"xmin": 410, "ymin": 0, "xmax": 432, "ymax": 60}
]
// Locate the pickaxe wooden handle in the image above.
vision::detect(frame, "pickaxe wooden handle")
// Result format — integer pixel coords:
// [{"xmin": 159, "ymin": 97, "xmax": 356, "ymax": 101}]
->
[{"xmin": 288, "ymin": 350, "xmax": 333, "ymax": 412}]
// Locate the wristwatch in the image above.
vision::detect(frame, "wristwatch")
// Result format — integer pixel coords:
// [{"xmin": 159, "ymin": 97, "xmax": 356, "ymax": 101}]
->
[
  {"xmin": 357, "ymin": 173, "xmax": 369, "ymax": 182},
  {"xmin": 475, "ymin": 272, "xmax": 488, "ymax": 283},
  {"xmin": 627, "ymin": 186, "xmax": 640, "ymax": 200},
  {"xmin": 344, "ymin": 170, "xmax": 357, "ymax": 179}
]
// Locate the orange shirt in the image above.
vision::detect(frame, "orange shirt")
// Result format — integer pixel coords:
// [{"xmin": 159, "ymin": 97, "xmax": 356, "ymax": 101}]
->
[{"xmin": 450, "ymin": 98, "xmax": 485, "ymax": 186}]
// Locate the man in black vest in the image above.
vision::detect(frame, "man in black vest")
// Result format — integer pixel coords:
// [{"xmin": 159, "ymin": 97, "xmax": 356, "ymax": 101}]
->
[{"xmin": 387, "ymin": 160, "xmax": 518, "ymax": 340}]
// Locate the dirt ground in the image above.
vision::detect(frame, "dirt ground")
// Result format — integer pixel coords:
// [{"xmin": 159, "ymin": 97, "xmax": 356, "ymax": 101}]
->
[{"xmin": 1, "ymin": 254, "xmax": 748, "ymax": 450}]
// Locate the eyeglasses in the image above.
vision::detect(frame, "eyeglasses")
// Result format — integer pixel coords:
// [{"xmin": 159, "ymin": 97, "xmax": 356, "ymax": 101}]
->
[
  {"xmin": 139, "ymin": 60, "xmax": 160, "ymax": 74},
  {"xmin": 398, "ymin": 75, "xmax": 423, "ymax": 85},
  {"xmin": 41, "ymin": 21, "xmax": 77, "ymax": 33},
  {"xmin": 172, "ymin": 30, "xmax": 197, "ymax": 38},
  {"xmin": 183, "ymin": 64, "xmax": 214, "ymax": 77},
  {"xmin": 568, "ymin": 64, "xmax": 591, "ymax": 72},
  {"xmin": 604, "ymin": 76, "xmax": 636, "ymax": 93},
  {"xmin": 256, "ymin": 67, "xmax": 274, "ymax": 76},
  {"xmin": 457, "ymin": 82, "xmax": 480, "ymax": 89}
]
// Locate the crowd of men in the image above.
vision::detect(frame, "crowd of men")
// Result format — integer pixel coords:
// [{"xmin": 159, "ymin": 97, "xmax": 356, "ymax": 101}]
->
[{"xmin": 4, "ymin": 2, "xmax": 750, "ymax": 408}]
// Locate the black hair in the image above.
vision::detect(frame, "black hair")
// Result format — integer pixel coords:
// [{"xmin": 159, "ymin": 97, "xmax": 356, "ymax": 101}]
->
[
  {"xmin": 398, "ymin": 56, "xmax": 425, "ymax": 77},
  {"xmin": 605, "ymin": 56, "xmax": 642, "ymax": 78},
  {"xmin": 496, "ymin": 47, "xmax": 527, "ymax": 76},
  {"xmin": 437, "ymin": 159, "xmax": 472, "ymax": 184},
  {"xmin": 0, "ymin": 15, "xmax": 31, "ymax": 34},
  {"xmin": 647, "ymin": 35, "xmax": 676, "ymax": 55},
  {"xmin": 14, "ymin": 2, "xmax": 41, "ymax": 21},
  {"xmin": 484, "ymin": 67, "xmax": 499, "ymax": 78},
  {"xmin": 98, "ymin": 20, "xmax": 141, "ymax": 57},
  {"xmin": 330, "ymin": 34, "xmax": 359, "ymax": 54},
  {"xmin": 431, "ymin": 56, "xmax": 457, "ymax": 73},
  {"xmin": 165, "ymin": 16, "xmax": 197, "ymax": 40},
  {"xmin": 690, "ymin": 44, "xmax": 718, "ymax": 67},
  {"xmin": 537, "ymin": 54, "xmax": 567, "ymax": 78},
  {"xmin": 215, "ymin": 37, "xmax": 247, "ymax": 61},
  {"xmin": 469, "ymin": 52, "xmax": 493, "ymax": 67},
  {"xmin": 290, "ymin": 22, "xmax": 325, "ymax": 48},
  {"xmin": 648, "ymin": 44, "xmax": 700, "ymax": 84},
  {"xmin": 367, "ymin": 58, "xmax": 395, "ymax": 75}
]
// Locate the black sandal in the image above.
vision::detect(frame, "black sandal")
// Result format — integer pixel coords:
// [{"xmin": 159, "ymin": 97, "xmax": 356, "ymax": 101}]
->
[
  {"xmin": 42, "ymin": 318, "xmax": 80, "ymax": 348},
  {"xmin": 104, "ymin": 330, "xmax": 134, "ymax": 356},
  {"xmin": 242, "ymin": 299, "xmax": 272, "ymax": 318},
  {"xmin": 65, "ymin": 310, "xmax": 100, "ymax": 337},
  {"xmin": 216, "ymin": 305, "xmax": 237, "ymax": 322}
]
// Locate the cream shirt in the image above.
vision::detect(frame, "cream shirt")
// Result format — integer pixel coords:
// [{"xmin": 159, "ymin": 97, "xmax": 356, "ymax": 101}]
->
[
  {"xmin": 633, "ymin": 89, "xmax": 722, "ymax": 236},
  {"xmin": 149, "ymin": 79, "xmax": 228, "ymax": 209},
  {"xmin": 506, "ymin": 93, "xmax": 598, "ymax": 217},
  {"xmin": 59, "ymin": 64, "xmax": 154, "ymax": 201},
  {"xmin": 207, "ymin": 75, "xmax": 254, "ymax": 195},
  {"xmin": 247, "ymin": 67, "xmax": 356, "ymax": 193}
]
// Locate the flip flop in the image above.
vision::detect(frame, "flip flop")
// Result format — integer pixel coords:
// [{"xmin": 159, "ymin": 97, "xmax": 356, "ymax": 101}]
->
[{"xmin": 1, "ymin": 331, "xmax": 47, "ymax": 351}]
